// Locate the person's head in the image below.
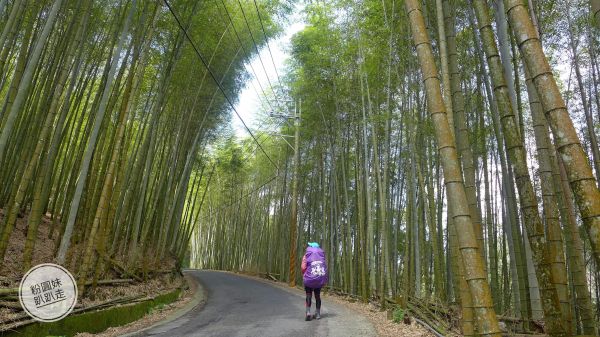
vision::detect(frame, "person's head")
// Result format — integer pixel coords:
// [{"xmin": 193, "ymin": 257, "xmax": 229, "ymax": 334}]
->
[{"xmin": 307, "ymin": 242, "xmax": 320, "ymax": 248}]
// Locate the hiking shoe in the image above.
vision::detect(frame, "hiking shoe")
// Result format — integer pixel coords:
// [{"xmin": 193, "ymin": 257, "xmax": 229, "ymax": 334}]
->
[
  {"xmin": 314, "ymin": 312, "xmax": 321, "ymax": 320},
  {"xmin": 305, "ymin": 313, "xmax": 312, "ymax": 321}
]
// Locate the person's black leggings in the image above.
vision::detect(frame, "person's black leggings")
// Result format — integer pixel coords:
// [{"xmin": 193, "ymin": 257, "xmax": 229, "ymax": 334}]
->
[{"xmin": 305, "ymin": 286, "xmax": 321, "ymax": 310}]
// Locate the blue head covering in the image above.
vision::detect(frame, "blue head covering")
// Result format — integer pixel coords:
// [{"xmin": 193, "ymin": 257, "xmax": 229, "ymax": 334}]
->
[{"xmin": 307, "ymin": 242, "xmax": 320, "ymax": 248}]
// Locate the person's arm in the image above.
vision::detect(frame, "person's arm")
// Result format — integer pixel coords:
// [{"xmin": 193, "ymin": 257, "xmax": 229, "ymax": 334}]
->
[{"xmin": 301, "ymin": 255, "xmax": 307, "ymax": 274}]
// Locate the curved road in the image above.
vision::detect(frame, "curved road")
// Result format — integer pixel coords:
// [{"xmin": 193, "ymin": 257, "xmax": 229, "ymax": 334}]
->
[{"xmin": 137, "ymin": 270, "xmax": 376, "ymax": 337}]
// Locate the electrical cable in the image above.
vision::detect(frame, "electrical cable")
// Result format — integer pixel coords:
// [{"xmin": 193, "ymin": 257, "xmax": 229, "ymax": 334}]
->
[
  {"xmin": 164, "ymin": 0, "xmax": 279, "ymax": 171},
  {"xmin": 218, "ymin": 0, "xmax": 278, "ymax": 113},
  {"xmin": 236, "ymin": 0, "xmax": 281, "ymax": 110},
  {"xmin": 196, "ymin": 173, "xmax": 279, "ymax": 222},
  {"xmin": 252, "ymin": 0, "xmax": 285, "ymax": 91}
]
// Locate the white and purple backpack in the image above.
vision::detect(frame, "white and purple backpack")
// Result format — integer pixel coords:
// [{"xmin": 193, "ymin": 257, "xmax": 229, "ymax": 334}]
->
[{"xmin": 303, "ymin": 247, "xmax": 328, "ymax": 288}]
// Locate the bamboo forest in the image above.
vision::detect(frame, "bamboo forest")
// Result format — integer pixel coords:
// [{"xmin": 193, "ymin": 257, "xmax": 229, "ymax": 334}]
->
[{"xmin": 1, "ymin": 0, "xmax": 600, "ymax": 336}]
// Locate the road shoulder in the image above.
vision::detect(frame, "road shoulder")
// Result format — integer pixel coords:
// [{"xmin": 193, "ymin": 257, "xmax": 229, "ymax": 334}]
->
[
  {"xmin": 120, "ymin": 271, "xmax": 205, "ymax": 337},
  {"xmin": 76, "ymin": 270, "xmax": 205, "ymax": 337}
]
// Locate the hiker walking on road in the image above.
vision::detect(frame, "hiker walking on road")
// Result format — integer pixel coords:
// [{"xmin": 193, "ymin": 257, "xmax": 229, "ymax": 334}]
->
[{"xmin": 301, "ymin": 242, "xmax": 328, "ymax": 321}]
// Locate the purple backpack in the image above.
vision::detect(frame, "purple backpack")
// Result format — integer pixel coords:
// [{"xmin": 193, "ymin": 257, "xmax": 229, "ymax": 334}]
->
[{"xmin": 303, "ymin": 247, "xmax": 328, "ymax": 288}]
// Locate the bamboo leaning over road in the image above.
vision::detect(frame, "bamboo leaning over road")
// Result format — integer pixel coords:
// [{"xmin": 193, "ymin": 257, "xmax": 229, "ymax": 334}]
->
[{"xmin": 0, "ymin": 1, "xmax": 599, "ymax": 336}]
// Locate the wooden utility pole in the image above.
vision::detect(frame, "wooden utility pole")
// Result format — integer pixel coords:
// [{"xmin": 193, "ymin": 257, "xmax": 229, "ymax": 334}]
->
[{"xmin": 289, "ymin": 99, "xmax": 301, "ymax": 287}]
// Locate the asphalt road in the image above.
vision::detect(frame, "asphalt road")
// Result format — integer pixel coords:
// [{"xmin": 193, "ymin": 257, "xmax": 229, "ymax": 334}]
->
[{"xmin": 138, "ymin": 270, "xmax": 376, "ymax": 337}]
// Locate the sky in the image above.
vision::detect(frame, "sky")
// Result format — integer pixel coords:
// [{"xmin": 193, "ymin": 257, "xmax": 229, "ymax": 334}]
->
[
  {"xmin": 230, "ymin": 6, "xmax": 576, "ymax": 143},
  {"xmin": 231, "ymin": 11, "xmax": 305, "ymax": 138}
]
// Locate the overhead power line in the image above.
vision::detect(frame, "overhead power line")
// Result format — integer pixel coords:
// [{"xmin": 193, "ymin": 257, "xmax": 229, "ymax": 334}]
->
[
  {"xmin": 197, "ymin": 174, "xmax": 279, "ymax": 222},
  {"xmin": 236, "ymin": 0, "xmax": 281, "ymax": 108},
  {"xmin": 164, "ymin": 0, "xmax": 279, "ymax": 171},
  {"xmin": 252, "ymin": 0, "xmax": 285, "ymax": 91},
  {"xmin": 236, "ymin": 117, "xmax": 288, "ymax": 166},
  {"xmin": 218, "ymin": 0, "xmax": 278, "ymax": 113}
]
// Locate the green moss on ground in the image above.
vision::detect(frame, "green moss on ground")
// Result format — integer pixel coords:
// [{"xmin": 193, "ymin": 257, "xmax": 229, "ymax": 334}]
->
[{"xmin": 2, "ymin": 288, "xmax": 181, "ymax": 337}]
